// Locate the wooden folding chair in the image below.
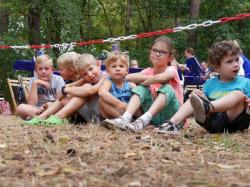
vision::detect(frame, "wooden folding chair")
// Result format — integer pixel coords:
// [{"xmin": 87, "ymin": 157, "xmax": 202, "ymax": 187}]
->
[{"xmin": 7, "ymin": 76, "xmax": 31, "ymax": 113}]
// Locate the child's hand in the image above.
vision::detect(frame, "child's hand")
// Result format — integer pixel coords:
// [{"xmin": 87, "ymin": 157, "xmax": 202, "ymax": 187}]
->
[
  {"xmin": 191, "ymin": 89, "xmax": 204, "ymax": 97},
  {"xmin": 117, "ymin": 102, "xmax": 127, "ymax": 113},
  {"xmin": 35, "ymin": 79, "xmax": 50, "ymax": 88}
]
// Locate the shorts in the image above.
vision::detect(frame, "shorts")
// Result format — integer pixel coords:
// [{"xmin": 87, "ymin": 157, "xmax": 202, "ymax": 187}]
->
[
  {"xmin": 132, "ymin": 85, "xmax": 180, "ymax": 127},
  {"xmin": 197, "ymin": 109, "xmax": 250, "ymax": 133},
  {"xmin": 78, "ymin": 95, "xmax": 100, "ymax": 123}
]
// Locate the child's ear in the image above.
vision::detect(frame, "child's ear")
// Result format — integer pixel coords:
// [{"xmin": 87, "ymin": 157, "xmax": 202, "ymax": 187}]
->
[
  {"xmin": 69, "ymin": 67, "xmax": 75, "ymax": 73},
  {"xmin": 212, "ymin": 64, "xmax": 220, "ymax": 72},
  {"xmin": 169, "ymin": 54, "xmax": 174, "ymax": 62}
]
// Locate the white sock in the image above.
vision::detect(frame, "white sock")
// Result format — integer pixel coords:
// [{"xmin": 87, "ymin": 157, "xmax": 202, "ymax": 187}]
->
[
  {"xmin": 120, "ymin": 112, "xmax": 132, "ymax": 123},
  {"xmin": 137, "ymin": 112, "xmax": 152, "ymax": 127}
]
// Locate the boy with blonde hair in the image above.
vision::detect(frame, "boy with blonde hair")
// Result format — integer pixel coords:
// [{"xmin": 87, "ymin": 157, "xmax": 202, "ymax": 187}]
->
[
  {"xmin": 99, "ymin": 52, "xmax": 136, "ymax": 119},
  {"xmin": 24, "ymin": 53, "xmax": 107, "ymax": 125},
  {"xmin": 17, "ymin": 55, "xmax": 65, "ymax": 120},
  {"xmin": 57, "ymin": 51, "xmax": 80, "ymax": 83},
  {"xmin": 22, "ymin": 52, "xmax": 82, "ymax": 125}
]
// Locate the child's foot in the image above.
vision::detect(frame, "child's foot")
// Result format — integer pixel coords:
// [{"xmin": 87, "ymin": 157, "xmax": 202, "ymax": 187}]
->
[
  {"xmin": 21, "ymin": 116, "xmax": 44, "ymax": 126},
  {"xmin": 156, "ymin": 120, "xmax": 181, "ymax": 134},
  {"xmin": 44, "ymin": 115, "xmax": 68, "ymax": 126},
  {"xmin": 190, "ymin": 93, "xmax": 213, "ymax": 123},
  {"xmin": 101, "ymin": 117, "xmax": 129, "ymax": 130},
  {"xmin": 125, "ymin": 119, "xmax": 146, "ymax": 132}
]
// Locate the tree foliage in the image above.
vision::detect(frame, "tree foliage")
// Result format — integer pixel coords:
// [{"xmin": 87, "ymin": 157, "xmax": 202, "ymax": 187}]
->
[{"xmin": 1, "ymin": 0, "xmax": 250, "ymax": 99}]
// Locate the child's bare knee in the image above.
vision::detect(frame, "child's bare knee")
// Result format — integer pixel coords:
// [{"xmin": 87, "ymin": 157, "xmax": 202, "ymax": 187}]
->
[
  {"xmin": 232, "ymin": 90, "xmax": 245, "ymax": 100},
  {"xmin": 17, "ymin": 104, "xmax": 26, "ymax": 113}
]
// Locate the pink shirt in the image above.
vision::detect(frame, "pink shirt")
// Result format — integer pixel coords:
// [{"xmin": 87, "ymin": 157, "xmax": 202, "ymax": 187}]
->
[{"xmin": 141, "ymin": 66, "xmax": 183, "ymax": 104}]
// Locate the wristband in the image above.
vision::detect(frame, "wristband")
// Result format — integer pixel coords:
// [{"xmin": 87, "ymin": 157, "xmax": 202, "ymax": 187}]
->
[{"xmin": 61, "ymin": 86, "xmax": 67, "ymax": 96}]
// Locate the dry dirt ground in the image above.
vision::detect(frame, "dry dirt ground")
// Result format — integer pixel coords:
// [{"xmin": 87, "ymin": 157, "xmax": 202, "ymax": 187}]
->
[{"xmin": 0, "ymin": 115, "xmax": 249, "ymax": 187}]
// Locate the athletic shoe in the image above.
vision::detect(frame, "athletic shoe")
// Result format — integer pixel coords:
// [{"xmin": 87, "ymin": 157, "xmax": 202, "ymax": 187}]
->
[
  {"xmin": 101, "ymin": 117, "xmax": 128, "ymax": 130},
  {"xmin": 125, "ymin": 118, "xmax": 145, "ymax": 132},
  {"xmin": 156, "ymin": 120, "xmax": 181, "ymax": 134},
  {"xmin": 190, "ymin": 93, "xmax": 214, "ymax": 123}
]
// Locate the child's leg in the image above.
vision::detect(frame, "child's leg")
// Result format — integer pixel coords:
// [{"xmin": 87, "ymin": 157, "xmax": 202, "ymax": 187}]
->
[
  {"xmin": 17, "ymin": 104, "xmax": 41, "ymax": 119},
  {"xmin": 99, "ymin": 99, "xmax": 123, "ymax": 118},
  {"xmin": 171, "ymin": 99, "xmax": 193, "ymax": 124},
  {"xmin": 101, "ymin": 86, "xmax": 145, "ymax": 130},
  {"xmin": 39, "ymin": 100, "xmax": 64, "ymax": 119},
  {"xmin": 190, "ymin": 91, "xmax": 248, "ymax": 133},
  {"xmin": 210, "ymin": 91, "xmax": 245, "ymax": 121},
  {"xmin": 147, "ymin": 93, "xmax": 167, "ymax": 116},
  {"xmin": 125, "ymin": 94, "xmax": 142, "ymax": 116},
  {"xmin": 54, "ymin": 97, "xmax": 85, "ymax": 119}
]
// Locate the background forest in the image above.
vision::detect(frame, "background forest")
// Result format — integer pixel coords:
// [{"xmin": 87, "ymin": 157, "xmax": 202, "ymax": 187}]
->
[{"xmin": 1, "ymin": 0, "xmax": 250, "ymax": 100}]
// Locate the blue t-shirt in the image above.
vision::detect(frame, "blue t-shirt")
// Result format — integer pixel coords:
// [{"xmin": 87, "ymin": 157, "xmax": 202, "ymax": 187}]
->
[
  {"xmin": 203, "ymin": 75, "xmax": 250, "ymax": 100},
  {"xmin": 109, "ymin": 78, "xmax": 132, "ymax": 103}
]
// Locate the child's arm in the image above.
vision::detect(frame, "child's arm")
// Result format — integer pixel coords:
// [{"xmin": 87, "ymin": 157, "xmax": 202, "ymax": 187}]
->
[
  {"xmin": 125, "ymin": 72, "xmax": 152, "ymax": 84},
  {"xmin": 62, "ymin": 76, "xmax": 107, "ymax": 98},
  {"xmin": 140, "ymin": 68, "xmax": 175, "ymax": 86},
  {"xmin": 99, "ymin": 79, "xmax": 128, "ymax": 111},
  {"xmin": 28, "ymin": 79, "xmax": 50, "ymax": 105},
  {"xmin": 66, "ymin": 78, "xmax": 85, "ymax": 87}
]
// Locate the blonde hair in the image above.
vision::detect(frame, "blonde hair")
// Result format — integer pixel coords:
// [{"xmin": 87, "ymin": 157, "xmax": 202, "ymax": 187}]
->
[
  {"xmin": 105, "ymin": 52, "xmax": 129, "ymax": 68},
  {"xmin": 57, "ymin": 52, "xmax": 80, "ymax": 69},
  {"xmin": 35, "ymin": 55, "xmax": 53, "ymax": 67},
  {"xmin": 75, "ymin": 53, "xmax": 97, "ymax": 71}
]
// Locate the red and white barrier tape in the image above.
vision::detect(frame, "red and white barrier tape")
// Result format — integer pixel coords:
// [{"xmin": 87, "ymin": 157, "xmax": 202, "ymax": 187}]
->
[{"xmin": 1, "ymin": 13, "xmax": 250, "ymax": 50}]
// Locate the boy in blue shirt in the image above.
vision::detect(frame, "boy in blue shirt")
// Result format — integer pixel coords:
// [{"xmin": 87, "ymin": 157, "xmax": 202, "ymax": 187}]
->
[{"xmin": 158, "ymin": 40, "xmax": 250, "ymax": 134}]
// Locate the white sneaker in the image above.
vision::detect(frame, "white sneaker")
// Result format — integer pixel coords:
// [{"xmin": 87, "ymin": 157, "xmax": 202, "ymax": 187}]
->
[
  {"xmin": 101, "ymin": 117, "xmax": 128, "ymax": 130},
  {"xmin": 125, "ymin": 118, "xmax": 145, "ymax": 132}
]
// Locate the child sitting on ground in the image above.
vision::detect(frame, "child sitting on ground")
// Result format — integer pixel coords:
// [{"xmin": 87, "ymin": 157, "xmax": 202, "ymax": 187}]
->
[
  {"xmin": 99, "ymin": 52, "xmax": 136, "ymax": 119},
  {"xmin": 158, "ymin": 40, "xmax": 250, "ymax": 134},
  {"xmin": 25, "ymin": 53, "xmax": 107, "ymax": 125},
  {"xmin": 101, "ymin": 36, "xmax": 183, "ymax": 131},
  {"xmin": 22, "ymin": 52, "xmax": 81, "ymax": 125},
  {"xmin": 17, "ymin": 55, "xmax": 65, "ymax": 120}
]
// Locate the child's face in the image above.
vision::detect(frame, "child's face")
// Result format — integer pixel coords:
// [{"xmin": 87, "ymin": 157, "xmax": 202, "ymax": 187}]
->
[
  {"xmin": 58, "ymin": 65, "xmax": 76, "ymax": 81},
  {"xmin": 215, "ymin": 54, "xmax": 240, "ymax": 81},
  {"xmin": 35, "ymin": 63, "xmax": 53, "ymax": 81},
  {"xmin": 107, "ymin": 59, "xmax": 128, "ymax": 81},
  {"xmin": 201, "ymin": 63, "xmax": 207, "ymax": 71},
  {"xmin": 78, "ymin": 64, "xmax": 101, "ymax": 84},
  {"xmin": 150, "ymin": 41, "xmax": 172, "ymax": 68},
  {"xmin": 130, "ymin": 61, "xmax": 138, "ymax": 68}
]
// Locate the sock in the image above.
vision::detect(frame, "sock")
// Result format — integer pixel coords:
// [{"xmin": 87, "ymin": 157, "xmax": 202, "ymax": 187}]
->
[
  {"xmin": 120, "ymin": 112, "xmax": 132, "ymax": 123},
  {"xmin": 137, "ymin": 112, "xmax": 152, "ymax": 128}
]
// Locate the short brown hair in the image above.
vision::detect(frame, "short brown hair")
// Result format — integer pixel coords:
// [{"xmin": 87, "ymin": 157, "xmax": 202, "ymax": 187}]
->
[
  {"xmin": 105, "ymin": 52, "xmax": 129, "ymax": 68},
  {"xmin": 208, "ymin": 40, "xmax": 241, "ymax": 67},
  {"xmin": 151, "ymin": 36, "xmax": 173, "ymax": 55},
  {"xmin": 185, "ymin": 47, "xmax": 195, "ymax": 55}
]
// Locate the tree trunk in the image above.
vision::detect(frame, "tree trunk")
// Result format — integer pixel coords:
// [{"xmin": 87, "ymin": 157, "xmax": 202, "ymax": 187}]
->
[
  {"xmin": 0, "ymin": 9, "xmax": 9, "ymax": 34},
  {"xmin": 98, "ymin": 0, "xmax": 113, "ymax": 37},
  {"xmin": 125, "ymin": 0, "xmax": 132, "ymax": 35},
  {"xmin": 28, "ymin": 8, "xmax": 41, "ymax": 45},
  {"xmin": 188, "ymin": 0, "xmax": 201, "ymax": 46}
]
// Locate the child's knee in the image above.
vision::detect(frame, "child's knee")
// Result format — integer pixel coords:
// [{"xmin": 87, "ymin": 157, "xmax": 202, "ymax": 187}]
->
[
  {"xmin": 232, "ymin": 90, "xmax": 245, "ymax": 100},
  {"xmin": 17, "ymin": 104, "xmax": 26, "ymax": 113}
]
